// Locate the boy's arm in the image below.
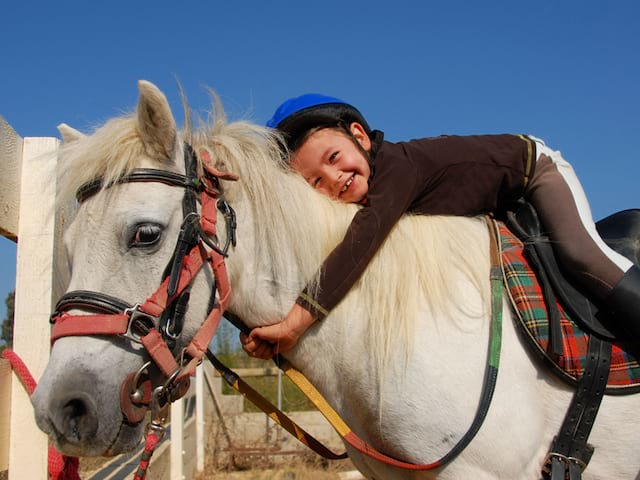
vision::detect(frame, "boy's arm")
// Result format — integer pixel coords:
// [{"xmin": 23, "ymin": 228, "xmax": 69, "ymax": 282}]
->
[{"xmin": 241, "ymin": 196, "xmax": 409, "ymax": 359}]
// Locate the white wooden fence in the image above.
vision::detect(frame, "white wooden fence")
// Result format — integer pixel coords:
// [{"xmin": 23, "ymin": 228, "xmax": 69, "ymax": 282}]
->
[
  {"xmin": 0, "ymin": 116, "xmax": 207, "ymax": 480},
  {"xmin": 0, "ymin": 116, "xmax": 58, "ymax": 479}
]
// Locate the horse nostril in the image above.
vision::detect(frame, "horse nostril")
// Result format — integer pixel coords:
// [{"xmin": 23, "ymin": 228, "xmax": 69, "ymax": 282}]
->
[{"xmin": 56, "ymin": 394, "xmax": 99, "ymax": 443}]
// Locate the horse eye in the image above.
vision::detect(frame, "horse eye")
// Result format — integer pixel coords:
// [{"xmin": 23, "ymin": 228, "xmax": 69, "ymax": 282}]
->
[{"xmin": 129, "ymin": 224, "xmax": 162, "ymax": 248}]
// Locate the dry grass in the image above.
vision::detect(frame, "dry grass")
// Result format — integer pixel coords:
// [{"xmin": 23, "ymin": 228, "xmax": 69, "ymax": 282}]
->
[
  {"xmin": 195, "ymin": 454, "xmax": 357, "ymax": 480},
  {"xmin": 196, "ymin": 423, "xmax": 358, "ymax": 480}
]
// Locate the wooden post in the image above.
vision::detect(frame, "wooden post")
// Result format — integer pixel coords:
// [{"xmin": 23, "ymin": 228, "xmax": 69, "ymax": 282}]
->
[
  {"xmin": 9, "ymin": 136, "xmax": 60, "ymax": 480},
  {"xmin": 0, "ymin": 116, "xmax": 21, "ymax": 477},
  {"xmin": 170, "ymin": 398, "xmax": 184, "ymax": 480},
  {"xmin": 0, "ymin": 117, "xmax": 22, "ymax": 242},
  {"xmin": 195, "ymin": 363, "xmax": 205, "ymax": 472}
]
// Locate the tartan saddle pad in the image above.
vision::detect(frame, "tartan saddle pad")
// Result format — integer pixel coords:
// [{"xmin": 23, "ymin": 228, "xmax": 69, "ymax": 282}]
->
[{"xmin": 499, "ymin": 222, "xmax": 640, "ymax": 393}]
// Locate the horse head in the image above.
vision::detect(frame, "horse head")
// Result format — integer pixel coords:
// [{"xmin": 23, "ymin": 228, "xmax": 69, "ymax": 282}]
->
[{"xmin": 30, "ymin": 80, "xmax": 246, "ymax": 456}]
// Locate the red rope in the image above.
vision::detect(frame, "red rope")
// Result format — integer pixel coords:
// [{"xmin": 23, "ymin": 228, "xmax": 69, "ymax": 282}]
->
[
  {"xmin": 47, "ymin": 446, "xmax": 80, "ymax": 480},
  {"xmin": 132, "ymin": 431, "xmax": 161, "ymax": 480},
  {"xmin": 2, "ymin": 349, "xmax": 36, "ymax": 394},
  {"xmin": 2, "ymin": 349, "xmax": 81, "ymax": 480}
]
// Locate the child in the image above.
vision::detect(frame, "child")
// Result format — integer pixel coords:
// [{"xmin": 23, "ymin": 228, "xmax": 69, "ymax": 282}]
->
[{"xmin": 240, "ymin": 94, "xmax": 639, "ymax": 360}]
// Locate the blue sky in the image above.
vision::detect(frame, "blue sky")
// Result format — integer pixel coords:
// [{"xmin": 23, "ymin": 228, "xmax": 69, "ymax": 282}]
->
[{"xmin": 0, "ymin": 1, "xmax": 638, "ymax": 322}]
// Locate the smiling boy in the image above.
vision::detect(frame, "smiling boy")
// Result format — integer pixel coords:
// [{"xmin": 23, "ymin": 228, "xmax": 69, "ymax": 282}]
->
[{"xmin": 240, "ymin": 94, "xmax": 639, "ymax": 360}]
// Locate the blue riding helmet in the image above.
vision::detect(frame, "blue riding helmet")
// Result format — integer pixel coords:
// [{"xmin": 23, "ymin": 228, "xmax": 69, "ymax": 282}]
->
[{"xmin": 266, "ymin": 93, "xmax": 371, "ymax": 151}]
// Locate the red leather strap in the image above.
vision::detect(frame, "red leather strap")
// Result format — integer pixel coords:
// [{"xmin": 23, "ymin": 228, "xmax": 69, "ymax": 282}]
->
[
  {"xmin": 140, "ymin": 329, "xmax": 180, "ymax": 378},
  {"xmin": 200, "ymin": 186, "xmax": 219, "ymax": 238},
  {"xmin": 211, "ymin": 250, "xmax": 232, "ymax": 310},
  {"xmin": 182, "ymin": 306, "xmax": 223, "ymax": 376},
  {"xmin": 142, "ymin": 245, "xmax": 207, "ymax": 317},
  {"xmin": 51, "ymin": 313, "xmax": 129, "ymax": 343},
  {"xmin": 182, "ymin": 250, "xmax": 231, "ymax": 375}
]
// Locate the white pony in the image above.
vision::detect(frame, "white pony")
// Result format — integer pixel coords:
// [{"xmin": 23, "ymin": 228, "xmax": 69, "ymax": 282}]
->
[{"xmin": 31, "ymin": 81, "xmax": 640, "ymax": 479}]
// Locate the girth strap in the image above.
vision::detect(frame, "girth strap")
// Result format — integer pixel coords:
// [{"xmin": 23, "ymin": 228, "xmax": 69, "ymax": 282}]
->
[{"xmin": 545, "ymin": 336, "xmax": 612, "ymax": 480}]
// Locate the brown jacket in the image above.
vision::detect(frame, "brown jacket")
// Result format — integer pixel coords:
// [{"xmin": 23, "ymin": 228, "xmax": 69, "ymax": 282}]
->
[{"xmin": 297, "ymin": 133, "xmax": 537, "ymax": 319}]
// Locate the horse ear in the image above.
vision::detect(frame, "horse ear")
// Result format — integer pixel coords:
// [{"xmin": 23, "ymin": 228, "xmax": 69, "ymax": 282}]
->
[
  {"xmin": 57, "ymin": 123, "xmax": 85, "ymax": 143},
  {"xmin": 136, "ymin": 80, "xmax": 177, "ymax": 160}
]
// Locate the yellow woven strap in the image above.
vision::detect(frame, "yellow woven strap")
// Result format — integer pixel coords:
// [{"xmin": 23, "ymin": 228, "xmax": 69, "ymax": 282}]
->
[
  {"xmin": 276, "ymin": 355, "xmax": 445, "ymax": 470},
  {"xmin": 278, "ymin": 358, "xmax": 352, "ymax": 437},
  {"xmin": 206, "ymin": 350, "xmax": 347, "ymax": 460}
]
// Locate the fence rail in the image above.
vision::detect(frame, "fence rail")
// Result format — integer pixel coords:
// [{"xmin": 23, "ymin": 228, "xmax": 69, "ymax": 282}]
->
[{"xmin": 0, "ymin": 116, "xmax": 22, "ymax": 241}]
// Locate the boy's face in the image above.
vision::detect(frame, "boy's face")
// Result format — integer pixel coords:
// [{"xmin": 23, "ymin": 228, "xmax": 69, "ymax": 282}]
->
[{"xmin": 290, "ymin": 122, "xmax": 372, "ymax": 204}]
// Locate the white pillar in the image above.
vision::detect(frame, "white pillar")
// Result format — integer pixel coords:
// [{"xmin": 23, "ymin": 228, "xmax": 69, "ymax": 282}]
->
[
  {"xmin": 9, "ymin": 137, "xmax": 59, "ymax": 480},
  {"xmin": 195, "ymin": 363, "xmax": 205, "ymax": 472},
  {"xmin": 170, "ymin": 397, "xmax": 184, "ymax": 480}
]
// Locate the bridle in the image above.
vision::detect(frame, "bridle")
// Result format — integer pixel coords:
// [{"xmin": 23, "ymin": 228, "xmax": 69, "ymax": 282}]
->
[{"xmin": 50, "ymin": 143, "xmax": 238, "ymax": 425}]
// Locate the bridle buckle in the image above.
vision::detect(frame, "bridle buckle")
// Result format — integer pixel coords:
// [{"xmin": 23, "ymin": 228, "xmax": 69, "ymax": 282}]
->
[{"xmin": 122, "ymin": 305, "xmax": 160, "ymax": 344}]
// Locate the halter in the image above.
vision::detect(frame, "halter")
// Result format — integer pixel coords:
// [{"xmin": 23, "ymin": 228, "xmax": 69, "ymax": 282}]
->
[{"xmin": 50, "ymin": 143, "xmax": 237, "ymax": 425}]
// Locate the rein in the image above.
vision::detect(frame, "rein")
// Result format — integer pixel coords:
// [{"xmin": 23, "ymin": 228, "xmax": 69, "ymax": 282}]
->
[{"xmin": 215, "ymin": 217, "xmax": 505, "ymax": 471}]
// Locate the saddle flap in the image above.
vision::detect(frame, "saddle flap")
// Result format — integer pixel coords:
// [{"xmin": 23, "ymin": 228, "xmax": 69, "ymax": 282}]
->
[{"xmin": 506, "ymin": 200, "xmax": 614, "ymax": 339}]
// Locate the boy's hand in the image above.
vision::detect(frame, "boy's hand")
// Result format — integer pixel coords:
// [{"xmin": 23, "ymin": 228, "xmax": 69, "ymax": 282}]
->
[{"xmin": 240, "ymin": 303, "xmax": 316, "ymax": 359}]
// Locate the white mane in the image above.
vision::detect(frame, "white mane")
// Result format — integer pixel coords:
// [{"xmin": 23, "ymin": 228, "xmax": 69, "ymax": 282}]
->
[
  {"xmin": 57, "ymin": 96, "xmax": 492, "ymax": 373},
  {"xmin": 187, "ymin": 100, "xmax": 492, "ymax": 370}
]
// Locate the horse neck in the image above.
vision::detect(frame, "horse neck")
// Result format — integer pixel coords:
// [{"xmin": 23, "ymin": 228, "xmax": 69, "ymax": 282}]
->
[{"xmin": 225, "ymin": 163, "xmax": 358, "ymax": 325}]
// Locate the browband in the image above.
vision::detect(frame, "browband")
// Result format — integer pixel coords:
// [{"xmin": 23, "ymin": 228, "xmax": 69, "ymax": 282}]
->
[{"xmin": 76, "ymin": 168, "xmax": 196, "ymax": 203}]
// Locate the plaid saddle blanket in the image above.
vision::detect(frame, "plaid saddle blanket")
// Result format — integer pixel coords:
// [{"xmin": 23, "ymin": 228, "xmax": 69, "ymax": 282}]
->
[{"xmin": 499, "ymin": 222, "xmax": 640, "ymax": 393}]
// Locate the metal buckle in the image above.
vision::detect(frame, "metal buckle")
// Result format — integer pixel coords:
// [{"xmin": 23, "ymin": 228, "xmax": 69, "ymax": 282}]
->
[
  {"xmin": 218, "ymin": 197, "xmax": 237, "ymax": 248},
  {"xmin": 122, "ymin": 305, "xmax": 160, "ymax": 344},
  {"xmin": 567, "ymin": 456, "xmax": 587, "ymax": 473},
  {"xmin": 147, "ymin": 385, "xmax": 169, "ymax": 439},
  {"xmin": 128, "ymin": 360, "xmax": 153, "ymax": 404},
  {"xmin": 542, "ymin": 452, "xmax": 588, "ymax": 478},
  {"xmin": 542, "ymin": 452, "xmax": 566, "ymax": 476},
  {"xmin": 163, "ymin": 316, "xmax": 181, "ymax": 341}
]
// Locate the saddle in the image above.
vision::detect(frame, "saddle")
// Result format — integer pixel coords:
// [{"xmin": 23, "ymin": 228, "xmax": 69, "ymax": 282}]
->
[
  {"xmin": 501, "ymin": 201, "xmax": 640, "ymax": 479},
  {"xmin": 503, "ymin": 200, "xmax": 640, "ymax": 391}
]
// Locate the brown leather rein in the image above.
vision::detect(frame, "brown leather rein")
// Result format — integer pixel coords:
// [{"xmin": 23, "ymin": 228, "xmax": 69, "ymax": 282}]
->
[{"xmin": 50, "ymin": 144, "xmax": 237, "ymax": 425}]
